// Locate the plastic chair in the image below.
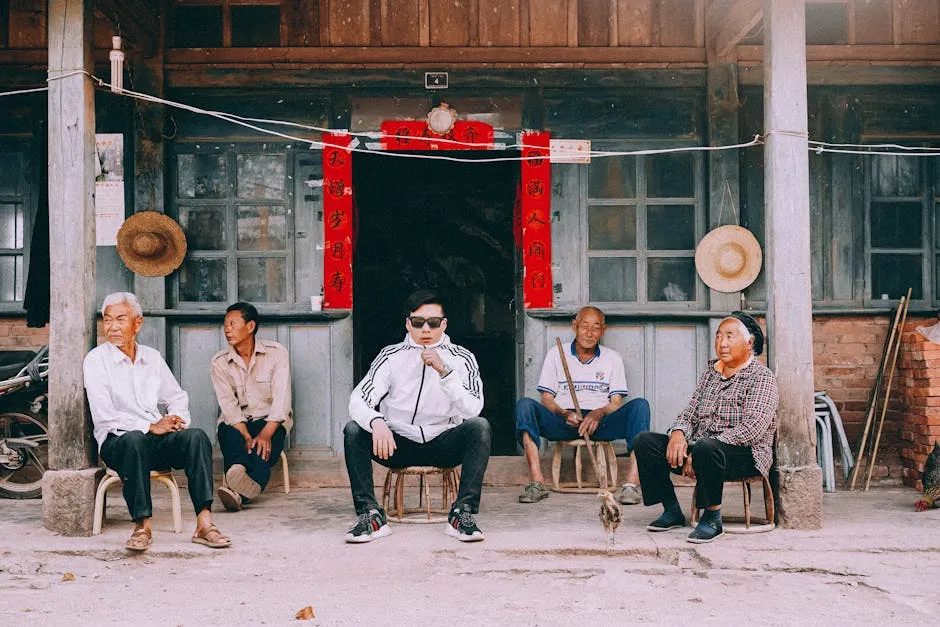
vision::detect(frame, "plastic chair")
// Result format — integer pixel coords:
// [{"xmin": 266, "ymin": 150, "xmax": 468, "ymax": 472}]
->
[{"xmin": 93, "ymin": 468, "xmax": 183, "ymax": 535}]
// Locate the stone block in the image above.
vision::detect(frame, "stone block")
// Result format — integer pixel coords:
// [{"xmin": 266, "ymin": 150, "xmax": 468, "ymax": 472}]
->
[
  {"xmin": 775, "ymin": 464, "xmax": 822, "ymax": 529},
  {"xmin": 42, "ymin": 468, "xmax": 102, "ymax": 536}
]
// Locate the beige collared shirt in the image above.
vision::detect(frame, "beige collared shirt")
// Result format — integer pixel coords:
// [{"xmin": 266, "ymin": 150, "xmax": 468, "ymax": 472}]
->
[{"xmin": 210, "ymin": 338, "xmax": 293, "ymax": 433}]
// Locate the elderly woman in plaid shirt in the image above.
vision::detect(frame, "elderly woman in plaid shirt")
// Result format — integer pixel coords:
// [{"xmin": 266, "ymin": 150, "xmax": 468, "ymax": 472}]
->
[{"xmin": 633, "ymin": 311, "xmax": 779, "ymax": 543}]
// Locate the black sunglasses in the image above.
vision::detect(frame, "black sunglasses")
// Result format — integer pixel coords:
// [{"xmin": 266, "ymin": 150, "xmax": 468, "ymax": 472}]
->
[{"xmin": 408, "ymin": 316, "xmax": 445, "ymax": 329}]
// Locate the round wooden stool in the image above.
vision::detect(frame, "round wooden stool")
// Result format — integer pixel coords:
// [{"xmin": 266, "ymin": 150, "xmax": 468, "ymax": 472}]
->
[
  {"xmin": 691, "ymin": 475, "xmax": 775, "ymax": 533},
  {"xmin": 381, "ymin": 466, "xmax": 460, "ymax": 524},
  {"xmin": 550, "ymin": 439, "xmax": 618, "ymax": 493}
]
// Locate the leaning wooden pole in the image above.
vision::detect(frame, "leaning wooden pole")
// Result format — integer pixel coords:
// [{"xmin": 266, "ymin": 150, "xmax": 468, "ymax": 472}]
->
[
  {"xmin": 555, "ymin": 338, "xmax": 604, "ymax": 487},
  {"xmin": 849, "ymin": 294, "xmax": 905, "ymax": 490},
  {"xmin": 864, "ymin": 288, "xmax": 912, "ymax": 491}
]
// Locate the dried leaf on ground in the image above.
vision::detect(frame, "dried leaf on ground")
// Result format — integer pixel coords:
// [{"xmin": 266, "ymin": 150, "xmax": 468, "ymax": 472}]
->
[
  {"xmin": 61, "ymin": 573, "xmax": 75, "ymax": 582},
  {"xmin": 295, "ymin": 606, "xmax": 315, "ymax": 620}
]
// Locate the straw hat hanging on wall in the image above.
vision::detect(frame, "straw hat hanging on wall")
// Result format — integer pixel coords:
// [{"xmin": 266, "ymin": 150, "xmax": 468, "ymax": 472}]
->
[
  {"xmin": 116, "ymin": 211, "xmax": 187, "ymax": 277},
  {"xmin": 694, "ymin": 225, "xmax": 762, "ymax": 293}
]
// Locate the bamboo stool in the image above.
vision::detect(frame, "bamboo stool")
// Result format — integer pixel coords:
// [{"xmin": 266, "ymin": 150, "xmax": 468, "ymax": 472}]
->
[
  {"xmin": 93, "ymin": 468, "xmax": 183, "ymax": 535},
  {"xmin": 550, "ymin": 440, "xmax": 618, "ymax": 493},
  {"xmin": 691, "ymin": 475, "xmax": 775, "ymax": 533},
  {"xmin": 381, "ymin": 466, "xmax": 460, "ymax": 524}
]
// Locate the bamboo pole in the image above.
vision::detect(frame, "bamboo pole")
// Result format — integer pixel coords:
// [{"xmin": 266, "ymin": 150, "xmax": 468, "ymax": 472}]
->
[
  {"xmin": 864, "ymin": 287, "xmax": 912, "ymax": 490},
  {"xmin": 555, "ymin": 338, "xmax": 604, "ymax": 487},
  {"xmin": 849, "ymin": 293, "xmax": 905, "ymax": 490}
]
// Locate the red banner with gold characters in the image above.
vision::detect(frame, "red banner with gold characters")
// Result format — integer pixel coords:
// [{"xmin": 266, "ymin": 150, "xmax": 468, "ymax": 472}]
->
[
  {"xmin": 379, "ymin": 120, "xmax": 494, "ymax": 151},
  {"xmin": 322, "ymin": 134, "xmax": 353, "ymax": 309},
  {"xmin": 521, "ymin": 132, "xmax": 552, "ymax": 309}
]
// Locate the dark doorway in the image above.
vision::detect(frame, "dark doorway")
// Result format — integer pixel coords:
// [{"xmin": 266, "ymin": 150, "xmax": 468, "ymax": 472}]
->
[{"xmin": 353, "ymin": 151, "xmax": 520, "ymax": 455}]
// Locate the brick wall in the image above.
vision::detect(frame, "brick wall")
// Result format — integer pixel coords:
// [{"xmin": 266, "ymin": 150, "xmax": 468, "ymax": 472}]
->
[
  {"xmin": 897, "ymin": 320, "xmax": 940, "ymax": 490},
  {"xmin": 0, "ymin": 317, "xmax": 49, "ymax": 350},
  {"xmin": 812, "ymin": 314, "xmax": 934, "ymax": 486}
]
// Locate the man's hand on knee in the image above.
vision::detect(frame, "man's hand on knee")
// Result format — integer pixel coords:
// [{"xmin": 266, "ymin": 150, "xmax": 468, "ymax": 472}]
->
[
  {"xmin": 666, "ymin": 430, "xmax": 688, "ymax": 468},
  {"xmin": 149, "ymin": 415, "xmax": 184, "ymax": 435},
  {"xmin": 371, "ymin": 420, "xmax": 396, "ymax": 460}
]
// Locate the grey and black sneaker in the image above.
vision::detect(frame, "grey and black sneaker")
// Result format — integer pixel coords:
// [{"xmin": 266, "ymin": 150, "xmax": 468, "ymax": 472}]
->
[
  {"xmin": 344, "ymin": 508, "xmax": 392, "ymax": 544},
  {"xmin": 444, "ymin": 506, "xmax": 484, "ymax": 542}
]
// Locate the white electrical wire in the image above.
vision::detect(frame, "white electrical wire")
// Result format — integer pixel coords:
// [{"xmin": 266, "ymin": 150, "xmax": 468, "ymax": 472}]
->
[{"xmin": 0, "ymin": 73, "xmax": 935, "ymax": 159}]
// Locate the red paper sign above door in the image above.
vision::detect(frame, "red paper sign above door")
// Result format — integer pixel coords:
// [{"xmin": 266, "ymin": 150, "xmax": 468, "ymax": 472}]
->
[{"xmin": 380, "ymin": 120, "xmax": 494, "ymax": 151}]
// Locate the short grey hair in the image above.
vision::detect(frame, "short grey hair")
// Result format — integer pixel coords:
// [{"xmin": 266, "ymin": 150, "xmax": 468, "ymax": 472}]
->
[{"xmin": 101, "ymin": 292, "xmax": 143, "ymax": 318}]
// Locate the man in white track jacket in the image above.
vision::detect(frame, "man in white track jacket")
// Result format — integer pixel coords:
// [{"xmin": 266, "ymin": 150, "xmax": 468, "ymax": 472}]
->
[{"xmin": 343, "ymin": 289, "xmax": 491, "ymax": 543}]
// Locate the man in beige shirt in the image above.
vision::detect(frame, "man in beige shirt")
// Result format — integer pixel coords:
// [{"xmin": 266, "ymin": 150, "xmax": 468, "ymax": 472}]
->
[{"xmin": 210, "ymin": 302, "xmax": 293, "ymax": 512}]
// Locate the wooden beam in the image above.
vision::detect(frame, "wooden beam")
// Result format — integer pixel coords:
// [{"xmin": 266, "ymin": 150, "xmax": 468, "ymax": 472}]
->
[
  {"xmin": 738, "ymin": 43, "xmax": 940, "ymax": 62},
  {"xmin": 94, "ymin": 0, "xmax": 160, "ymax": 57},
  {"xmin": 708, "ymin": 0, "xmax": 762, "ymax": 60},
  {"xmin": 165, "ymin": 45, "xmax": 706, "ymax": 65},
  {"xmin": 762, "ymin": 0, "xmax": 822, "ymax": 529},
  {"xmin": 45, "ymin": 0, "xmax": 98, "ymax": 536}
]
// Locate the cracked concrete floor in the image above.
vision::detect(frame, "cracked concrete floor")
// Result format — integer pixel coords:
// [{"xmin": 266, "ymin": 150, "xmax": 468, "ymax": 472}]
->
[{"xmin": 1, "ymin": 486, "xmax": 937, "ymax": 625}]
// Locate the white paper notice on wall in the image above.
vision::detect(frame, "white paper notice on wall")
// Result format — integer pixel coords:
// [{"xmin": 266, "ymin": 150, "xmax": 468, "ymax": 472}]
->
[
  {"xmin": 95, "ymin": 133, "xmax": 125, "ymax": 246},
  {"xmin": 549, "ymin": 139, "xmax": 591, "ymax": 164}
]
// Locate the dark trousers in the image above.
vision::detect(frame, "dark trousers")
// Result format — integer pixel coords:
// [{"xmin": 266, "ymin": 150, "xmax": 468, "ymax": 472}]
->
[
  {"xmin": 217, "ymin": 420, "xmax": 287, "ymax": 492},
  {"xmin": 515, "ymin": 396, "xmax": 650, "ymax": 451},
  {"xmin": 343, "ymin": 417, "xmax": 492, "ymax": 515},
  {"xmin": 633, "ymin": 431, "xmax": 758, "ymax": 509},
  {"xmin": 99, "ymin": 429, "xmax": 215, "ymax": 522}
]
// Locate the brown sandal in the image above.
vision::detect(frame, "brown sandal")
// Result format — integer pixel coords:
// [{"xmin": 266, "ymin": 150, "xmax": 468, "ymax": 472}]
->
[
  {"xmin": 191, "ymin": 523, "xmax": 231, "ymax": 549},
  {"xmin": 125, "ymin": 527, "xmax": 153, "ymax": 552}
]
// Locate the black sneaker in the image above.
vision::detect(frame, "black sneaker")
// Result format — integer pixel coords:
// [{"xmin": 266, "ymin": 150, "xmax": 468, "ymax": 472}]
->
[
  {"xmin": 344, "ymin": 509, "xmax": 392, "ymax": 544},
  {"xmin": 646, "ymin": 508, "xmax": 686, "ymax": 532},
  {"xmin": 445, "ymin": 506, "xmax": 484, "ymax": 542}
]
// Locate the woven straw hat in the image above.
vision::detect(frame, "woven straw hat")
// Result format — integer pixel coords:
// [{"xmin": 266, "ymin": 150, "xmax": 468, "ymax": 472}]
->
[
  {"xmin": 694, "ymin": 225, "xmax": 762, "ymax": 293},
  {"xmin": 116, "ymin": 211, "xmax": 187, "ymax": 277}
]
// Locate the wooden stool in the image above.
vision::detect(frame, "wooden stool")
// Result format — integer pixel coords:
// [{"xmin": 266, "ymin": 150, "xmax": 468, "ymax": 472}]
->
[
  {"xmin": 93, "ymin": 468, "xmax": 183, "ymax": 535},
  {"xmin": 221, "ymin": 451, "xmax": 290, "ymax": 494},
  {"xmin": 381, "ymin": 466, "xmax": 460, "ymax": 524},
  {"xmin": 550, "ymin": 440, "xmax": 618, "ymax": 493},
  {"xmin": 691, "ymin": 475, "xmax": 775, "ymax": 533}
]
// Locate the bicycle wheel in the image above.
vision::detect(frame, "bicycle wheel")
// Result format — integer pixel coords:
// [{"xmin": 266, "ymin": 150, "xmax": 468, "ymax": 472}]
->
[{"xmin": 0, "ymin": 411, "xmax": 48, "ymax": 499}]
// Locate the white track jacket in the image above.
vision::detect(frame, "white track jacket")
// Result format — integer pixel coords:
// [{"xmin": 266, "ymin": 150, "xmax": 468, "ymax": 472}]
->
[{"xmin": 349, "ymin": 333, "xmax": 484, "ymax": 443}]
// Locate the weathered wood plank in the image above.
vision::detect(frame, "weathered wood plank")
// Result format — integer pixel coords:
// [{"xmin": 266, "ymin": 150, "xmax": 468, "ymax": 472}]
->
[
  {"xmin": 95, "ymin": 0, "xmax": 158, "ymax": 55},
  {"xmin": 854, "ymin": 0, "xmax": 892, "ymax": 44},
  {"xmin": 9, "ymin": 0, "xmax": 47, "ymax": 48},
  {"xmin": 165, "ymin": 45, "xmax": 706, "ymax": 64},
  {"xmin": 47, "ymin": 0, "xmax": 97, "ymax": 470},
  {"xmin": 0, "ymin": 0, "xmax": 8, "ymax": 48},
  {"xmin": 479, "ymin": 0, "xmax": 520, "ymax": 45},
  {"xmin": 578, "ymin": 0, "xmax": 610, "ymax": 47},
  {"xmin": 528, "ymin": 0, "xmax": 568, "ymax": 46},
  {"xmin": 736, "ymin": 43, "xmax": 940, "ymax": 61},
  {"xmin": 285, "ymin": 0, "xmax": 322, "ymax": 46},
  {"xmin": 658, "ymin": 0, "xmax": 699, "ymax": 46},
  {"xmin": 381, "ymin": 0, "xmax": 422, "ymax": 45},
  {"xmin": 329, "ymin": 0, "xmax": 371, "ymax": 45},
  {"xmin": 429, "ymin": 0, "xmax": 471, "ymax": 46},
  {"xmin": 709, "ymin": 0, "xmax": 760, "ymax": 58},
  {"xmin": 618, "ymin": 0, "xmax": 652, "ymax": 45},
  {"xmin": 895, "ymin": 0, "xmax": 940, "ymax": 44}
]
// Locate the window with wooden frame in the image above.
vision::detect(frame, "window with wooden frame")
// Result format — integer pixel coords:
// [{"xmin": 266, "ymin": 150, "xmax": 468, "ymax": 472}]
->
[
  {"xmin": 865, "ymin": 153, "xmax": 933, "ymax": 303},
  {"xmin": 0, "ymin": 142, "xmax": 32, "ymax": 305},
  {"xmin": 585, "ymin": 147, "xmax": 705, "ymax": 307},
  {"xmin": 172, "ymin": 0, "xmax": 283, "ymax": 48},
  {"xmin": 172, "ymin": 144, "xmax": 293, "ymax": 306}
]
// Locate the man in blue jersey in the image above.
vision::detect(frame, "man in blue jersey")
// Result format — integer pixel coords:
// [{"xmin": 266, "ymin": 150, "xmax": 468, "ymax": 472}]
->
[
  {"xmin": 515, "ymin": 306, "xmax": 650, "ymax": 505},
  {"xmin": 343, "ymin": 289, "xmax": 490, "ymax": 544}
]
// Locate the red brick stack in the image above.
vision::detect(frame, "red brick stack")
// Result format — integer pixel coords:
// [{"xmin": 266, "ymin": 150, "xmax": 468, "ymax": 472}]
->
[{"xmin": 897, "ymin": 320, "xmax": 940, "ymax": 490}]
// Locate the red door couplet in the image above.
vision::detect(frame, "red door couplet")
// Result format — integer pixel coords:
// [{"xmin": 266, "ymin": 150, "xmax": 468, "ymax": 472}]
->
[
  {"xmin": 322, "ymin": 133, "xmax": 354, "ymax": 309},
  {"xmin": 520, "ymin": 132, "xmax": 553, "ymax": 309}
]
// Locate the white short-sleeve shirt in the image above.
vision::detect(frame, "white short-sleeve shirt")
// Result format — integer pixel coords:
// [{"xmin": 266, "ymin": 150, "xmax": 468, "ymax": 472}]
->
[{"xmin": 536, "ymin": 341, "xmax": 629, "ymax": 410}]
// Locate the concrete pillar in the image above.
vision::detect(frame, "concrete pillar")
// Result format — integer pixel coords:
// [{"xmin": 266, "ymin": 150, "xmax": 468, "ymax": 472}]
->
[
  {"xmin": 762, "ymin": 0, "xmax": 823, "ymax": 528},
  {"xmin": 43, "ymin": 0, "xmax": 100, "ymax": 536}
]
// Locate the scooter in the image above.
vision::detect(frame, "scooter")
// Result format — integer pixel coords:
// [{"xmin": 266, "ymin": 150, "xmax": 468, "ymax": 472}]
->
[{"xmin": 0, "ymin": 345, "xmax": 49, "ymax": 499}]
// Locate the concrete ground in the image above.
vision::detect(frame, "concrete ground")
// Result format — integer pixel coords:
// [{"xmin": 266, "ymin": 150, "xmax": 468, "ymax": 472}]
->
[{"xmin": 1, "ymin": 482, "xmax": 938, "ymax": 626}]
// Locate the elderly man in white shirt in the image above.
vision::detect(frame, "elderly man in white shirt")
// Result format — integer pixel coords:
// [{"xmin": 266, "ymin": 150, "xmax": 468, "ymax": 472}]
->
[{"xmin": 83, "ymin": 292, "xmax": 231, "ymax": 552}]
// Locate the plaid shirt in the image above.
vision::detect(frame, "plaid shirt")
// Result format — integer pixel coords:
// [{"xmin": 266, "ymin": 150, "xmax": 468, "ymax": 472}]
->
[{"xmin": 670, "ymin": 358, "xmax": 779, "ymax": 476}]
